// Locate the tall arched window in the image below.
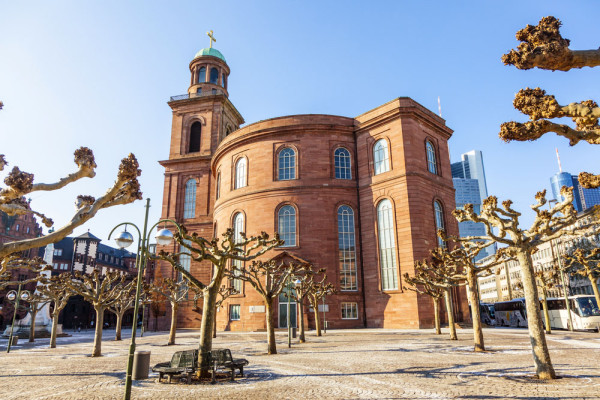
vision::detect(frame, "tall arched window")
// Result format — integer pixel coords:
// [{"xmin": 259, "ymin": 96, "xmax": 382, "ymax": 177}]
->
[
  {"xmin": 373, "ymin": 139, "xmax": 390, "ymax": 175},
  {"xmin": 222, "ymin": 73, "xmax": 227, "ymax": 88},
  {"xmin": 278, "ymin": 205, "xmax": 297, "ymax": 247},
  {"xmin": 426, "ymin": 141, "xmax": 438, "ymax": 175},
  {"xmin": 235, "ymin": 158, "xmax": 247, "ymax": 189},
  {"xmin": 231, "ymin": 212, "xmax": 244, "ymax": 292},
  {"xmin": 180, "ymin": 239, "xmax": 192, "ymax": 272},
  {"xmin": 209, "ymin": 68, "xmax": 219, "ymax": 84},
  {"xmin": 376, "ymin": 199, "xmax": 398, "ymax": 290},
  {"xmin": 434, "ymin": 200, "xmax": 446, "ymax": 248},
  {"xmin": 215, "ymin": 172, "xmax": 221, "ymax": 200},
  {"xmin": 183, "ymin": 179, "xmax": 196, "ymax": 219},
  {"xmin": 338, "ymin": 205, "xmax": 357, "ymax": 291},
  {"xmin": 198, "ymin": 67, "xmax": 206, "ymax": 83},
  {"xmin": 189, "ymin": 122, "xmax": 201, "ymax": 153},
  {"xmin": 334, "ymin": 148, "xmax": 352, "ymax": 179},
  {"xmin": 278, "ymin": 148, "xmax": 296, "ymax": 180}
]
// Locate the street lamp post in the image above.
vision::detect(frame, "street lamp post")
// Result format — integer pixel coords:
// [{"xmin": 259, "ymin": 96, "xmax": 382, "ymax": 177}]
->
[
  {"xmin": 322, "ymin": 292, "xmax": 327, "ymax": 334},
  {"xmin": 294, "ymin": 278, "xmax": 304, "ymax": 343},
  {"xmin": 287, "ymin": 275, "xmax": 292, "ymax": 348},
  {"xmin": 6, "ymin": 284, "xmax": 31, "ymax": 353},
  {"xmin": 108, "ymin": 199, "xmax": 175, "ymax": 400}
]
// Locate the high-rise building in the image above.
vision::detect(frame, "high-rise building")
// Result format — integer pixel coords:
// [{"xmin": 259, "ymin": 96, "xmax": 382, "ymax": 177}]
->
[
  {"xmin": 550, "ymin": 172, "xmax": 600, "ymax": 212},
  {"xmin": 451, "ymin": 150, "xmax": 495, "ymax": 261}
]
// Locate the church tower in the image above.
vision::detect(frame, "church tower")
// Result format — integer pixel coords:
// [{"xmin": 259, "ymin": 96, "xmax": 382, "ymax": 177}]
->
[{"xmin": 159, "ymin": 32, "xmax": 244, "ymax": 282}]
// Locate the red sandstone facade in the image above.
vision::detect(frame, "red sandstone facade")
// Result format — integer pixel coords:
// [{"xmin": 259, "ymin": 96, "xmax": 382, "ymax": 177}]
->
[{"xmin": 155, "ymin": 47, "xmax": 469, "ymax": 332}]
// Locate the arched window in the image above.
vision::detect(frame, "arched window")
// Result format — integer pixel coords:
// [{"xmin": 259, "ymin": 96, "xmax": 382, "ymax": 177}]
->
[
  {"xmin": 373, "ymin": 139, "xmax": 390, "ymax": 175},
  {"xmin": 209, "ymin": 68, "xmax": 219, "ymax": 84},
  {"xmin": 434, "ymin": 200, "xmax": 446, "ymax": 248},
  {"xmin": 234, "ymin": 158, "xmax": 247, "ymax": 189},
  {"xmin": 189, "ymin": 122, "xmax": 201, "ymax": 153},
  {"xmin": 180, "ymin": 239, "xmax": 192, "ymax": 272},
  {"xmin": 426, "ymin": 141, "xmax": 438, "ymax": 174},
  {"xmin": 198, "ymin": 67, "xmax": 206, "ymax": 83},
  {"xmin": 278, "ymin": 148, "xmax": 296, "ymax": 180},
  {"xmin": 376, "ymin": 199, "xmax": 398, "ymax": 290},
  {"xmin": 334, "ymin": 148, "xmax": 352, "ymax": 179},
  {"xmin": 338, "ymin": 205, "xmax": 357, "ymax": 291},
  {"xmin": 183, "ymin": 179, "xmax": 196, "ymax": 219},
  {"xmin": 216, "ymin": 172, "xmax": 221, "ymax": 200},
  {"xmin": 222, "ymin": 73, "xmax": 227, "ymax": 88},
  {"xmin": 278, "ymin": 205, "xmax": 297, "ymax": 247},
  {"xmin": 231, "ymin": 212, "xmax": 244, "ymax": 292}
]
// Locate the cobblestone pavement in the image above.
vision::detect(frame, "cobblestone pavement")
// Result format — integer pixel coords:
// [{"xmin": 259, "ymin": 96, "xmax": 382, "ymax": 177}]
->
[{"xmin": 1, "ymin": 327, "xmax": 599, "ymax": 399}]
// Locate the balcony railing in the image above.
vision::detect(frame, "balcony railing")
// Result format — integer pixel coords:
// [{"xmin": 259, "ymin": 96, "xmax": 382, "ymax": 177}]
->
[{"xmin": 169, "ymin": 89, "xmax": 226, "ymax": 102}]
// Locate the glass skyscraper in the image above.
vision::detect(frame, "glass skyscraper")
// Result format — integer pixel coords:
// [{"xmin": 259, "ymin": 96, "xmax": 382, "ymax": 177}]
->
[{"xmin": 550, "ymin": 172, "xmax": 600, "ymax": 211}]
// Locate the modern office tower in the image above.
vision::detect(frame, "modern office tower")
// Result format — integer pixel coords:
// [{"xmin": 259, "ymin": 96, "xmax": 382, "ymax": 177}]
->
[
  {"xmin": 550, "ymin": 149, "xmax": 600, "ymax": 211},
  {"xmin": 451, "ymin": 150, "xmax": 495, "ymax": 261}
]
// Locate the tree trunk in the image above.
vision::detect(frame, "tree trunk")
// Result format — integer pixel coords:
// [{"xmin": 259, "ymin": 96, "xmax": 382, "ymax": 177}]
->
[
  {"xmin": 467, "ymin": 274, "xmax": 485, "ymax": 351},
  {"xmin": 168, "ymin": 302, "xmax": 178, "ymax": 345},
  {"xmin": 588, "ymin": 272, "xmax": 600, "ymax": 316},
  {"xmin": 115, "ymin": 312, "xmax": 123, "ymax": 341},
  {"xmin": 212, "ymin": 308, "xmax": 217, "ymax": 339},
  {"xmin": 541, "ymin": 288, "xmax": 551, "ymax": 334},
  {"xmin": 444, "ymin": 288, "xmax": 457, "ymax": 340},
  {"xmin": 433, "ymin": 297, "xmax": 441, "ymax": 335},
  {"xmin": 264, "ymin": 298, "xmax": 277, "ymax": 354},
  {"xmin": 50, "ymin": 311, "xmax": 59, "ymax": 348},
  {"xmin": 198, "ymin": 287, "xmax": 218, "ymax": 377},
  {"xmin": 92, "ymin": 306, "xmax": 104, "ymax": 357},
  {"xmin": 310, "ymin": 296, "xmax": 322, "ymax": 336},
  {"xmin": 298, "ymin": 296, "xmax": 305, "ymax": 343},
  {"xmin": 516, "ymin": 251, "xmax": 556, "ymax": 379},
  {"xmin": 28, "ymin": 308, "xmax": 39, "ymax": 342}
]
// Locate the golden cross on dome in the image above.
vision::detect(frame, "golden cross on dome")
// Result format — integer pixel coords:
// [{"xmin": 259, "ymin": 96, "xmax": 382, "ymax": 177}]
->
[{"xmin": 207, "ymin": 30, "xmax": 216, "ymax": 48}]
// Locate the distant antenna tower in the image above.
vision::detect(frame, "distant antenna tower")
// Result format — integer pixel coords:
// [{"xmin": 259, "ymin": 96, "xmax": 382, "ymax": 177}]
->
[
  {"xmin": 437, "ymin": 96, "xmax": 442, "ymax": 117},
  {"xmin": 555, "ymin": 148, "xmax": 563, "ymax": 173}
]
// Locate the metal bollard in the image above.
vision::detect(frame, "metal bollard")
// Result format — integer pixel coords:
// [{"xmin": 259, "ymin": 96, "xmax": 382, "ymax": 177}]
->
[
  {"xmin": 132, "ymin": 351, "xmax": 151, "ymax": 380},
  {"xmin": 292, "ymin": 327, "xmax": 297, "ymax": 338}
]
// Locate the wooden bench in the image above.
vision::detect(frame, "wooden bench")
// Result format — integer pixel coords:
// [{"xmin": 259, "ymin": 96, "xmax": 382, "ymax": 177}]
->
[
  {"xmin": 152, "ymin": 349, "xmax": 197, "ymax": 384},
  {"xmin": 210, "ymin": 348, "xmax": 249, "ymax": 383}
]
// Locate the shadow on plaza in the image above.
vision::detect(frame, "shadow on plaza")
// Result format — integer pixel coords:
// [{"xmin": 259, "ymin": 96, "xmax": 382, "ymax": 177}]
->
[{"xmin": 0, "ymin": 371, "xmax": 126, "ymax": 379}]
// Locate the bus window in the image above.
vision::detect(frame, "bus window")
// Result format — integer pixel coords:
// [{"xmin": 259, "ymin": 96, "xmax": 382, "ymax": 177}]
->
[{"xmin": 576, "ymin": 297, "xmax": 600, "ymax": 317}]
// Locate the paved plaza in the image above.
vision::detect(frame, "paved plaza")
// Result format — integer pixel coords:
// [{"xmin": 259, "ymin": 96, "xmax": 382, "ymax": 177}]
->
[{"xmin": 1, "ymin": 327, "xmax": 599, "ymax": 399}]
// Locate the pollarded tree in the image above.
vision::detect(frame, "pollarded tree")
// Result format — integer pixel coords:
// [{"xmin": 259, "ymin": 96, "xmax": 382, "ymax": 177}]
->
[
  {"xmin": 500, "ymin": 16, "xmax": 600, "ymax": 188},
  {"xmin": 152, "ymin": 278, "xmax": 190, "ymax": 345},
  {"xmin": 428, "ymin": 243, "xmax": 511, "ymax": 350},
  {"xmin": 288, "ymin": 265, "xmax": 326, "ymax": 343},
  {"xmin": 23, "ymin": 292, "xmax": 50, "ymax": 342},
  {"xmin": 36, "ymin": 273, "xmax": 74, "ymax": 348},
  {"xmin": 108, "ymin": 286, "xmax": 136, "ymax": 341},
  {"xmin": 453, "ymin": 188, "xmax": 583, "ymax": 379},
  {"xmin": 157, "ymin": 227, "xmax": 282, "ymax": 376},
  {"xmin": 403, "ymin": 261, "xmax": 446, "ymax": 335},
  {"xmin": 535, "ymin": 269, "xmax": 560, "ymax": 334},
  {"xmin": 0, "ymin": 256, "xmax": 51, "ymax": 288},
  {"xmin": 0, "ymin": 148, "xmax": 142, "ymax": 261},
  {"xmin": 227, "ymin": 259, "xmax": 304, "ymax": 354},
  {"xmin": 190, "ymin": 285, "xmax": 239, "ymax": 339},
  {"xmin": 563, "ymin": 241, "xmax": 600, "ymax": 311},
  {"xmin": 306, "ymin": 273, "xmax": 335, "ymax": 337},
  {"xmin": 63, "ymin": 270, "xmax": 134, "ymax": 357}
]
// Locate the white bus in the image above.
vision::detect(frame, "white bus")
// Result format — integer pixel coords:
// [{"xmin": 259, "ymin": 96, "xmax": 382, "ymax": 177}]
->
[
  {"xmin": 545, "ymin": 295, "xmax": 600, "ymax": 332},
  {"xmin": 494, "ymin": 298, "xmax": 527, "ymax": 328}
]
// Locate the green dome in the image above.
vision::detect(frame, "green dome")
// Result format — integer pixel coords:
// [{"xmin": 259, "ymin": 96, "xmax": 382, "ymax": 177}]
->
[{"xmin": 194, "ymin": 47, "xmax": 226, "ymax": 62}]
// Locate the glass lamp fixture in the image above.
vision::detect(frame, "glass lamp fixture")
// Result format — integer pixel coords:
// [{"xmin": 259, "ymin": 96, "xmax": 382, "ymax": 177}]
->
[
  {"xmin": 115, "ymin": 230, "xmax": 135, "ymax": 249},
  {"xmin": 155, "ymin": 228, "xmax": 174, "ymax": 246}
]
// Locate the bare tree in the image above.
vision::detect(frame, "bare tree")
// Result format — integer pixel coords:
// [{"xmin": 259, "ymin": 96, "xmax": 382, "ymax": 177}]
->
[
  {"xmin": 190, "ymin": 285, "xmax": 238, "ymax": 339},
  {"xmin": 563, "ymin": 241, "xmax": 600, "ymax": 310},
  {"xmin": 500, "ymin": 16, "xmax": 600, "ymax": 188},
  {"xmin": 23, "ymin": 292, "xmax": 50, "ymax": 342},
  {"xmin": 453, "ymin": 188, "xmax": 582, "ymax": 379},
  {"xmin": 157, "ymin": 227, "xmax": 281, "ymax": 376},
  {"xmin": 36, "ymin": 273, "xmax": 74, "ymax": 348},
  {"xmin": 403, "ymin": 260, "xmax": 446, "ymax": 335},
  {"xmin": 430, "ymin": 238, "xmax": 511, "ymax": 350},
  {"xmin": 227, "ymin": 259, "xmax": 303, "ymax": 354},
  {"xmin": 536, "ymin": 269, "xmax": 560, "ymax": 334},
  {"xmin": 288, "ymin": 265, "xmax": 325, "ymax": 343},
  {"xmin": 108, "ymin": 287, "xmax": 136, "ymax": 341},
  {"xmin": 151, "ymin": 278, "xmax": 189, "ymax": 345},
  {"xmin": 63, "ymin": 270, "xmax": 134, "ymax": 357},
  {"xmin": 0, "ymin": 148, "xmax": 142, "ymax": 261},
  {"xmin": 0, "ymin": 256, "xmax": 50, "ymax": 288},
  {"xmin": 306, "ymin": 274, "xmax": 335, "ymax": 337}
]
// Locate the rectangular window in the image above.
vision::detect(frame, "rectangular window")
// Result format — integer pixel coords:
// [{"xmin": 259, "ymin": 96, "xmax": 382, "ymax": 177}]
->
[
  {"xmin": 341, "ymin": 302, "xmax": 358, "ymax": 319},
  {"xmin": 53, "ymin": 249, "xmax": 63, "ymax": 256},
  {"xmin": 53, "ymin": 263, "xmax": 59, "ymax": 270},
  {"xmin": 230, "ymin": 305, "xmax": 241, "ymax": 321}
]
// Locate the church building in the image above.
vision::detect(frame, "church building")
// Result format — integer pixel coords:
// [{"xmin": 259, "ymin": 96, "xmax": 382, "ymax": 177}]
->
[{"xmin": 155, "ymin": 37, "xmax": 468, "ymax": 332}]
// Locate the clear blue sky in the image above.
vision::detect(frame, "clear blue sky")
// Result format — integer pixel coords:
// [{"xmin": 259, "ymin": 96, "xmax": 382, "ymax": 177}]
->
[{"xmin": 1, "ymin": 1, "xmax": 598, "ymax": 244}]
